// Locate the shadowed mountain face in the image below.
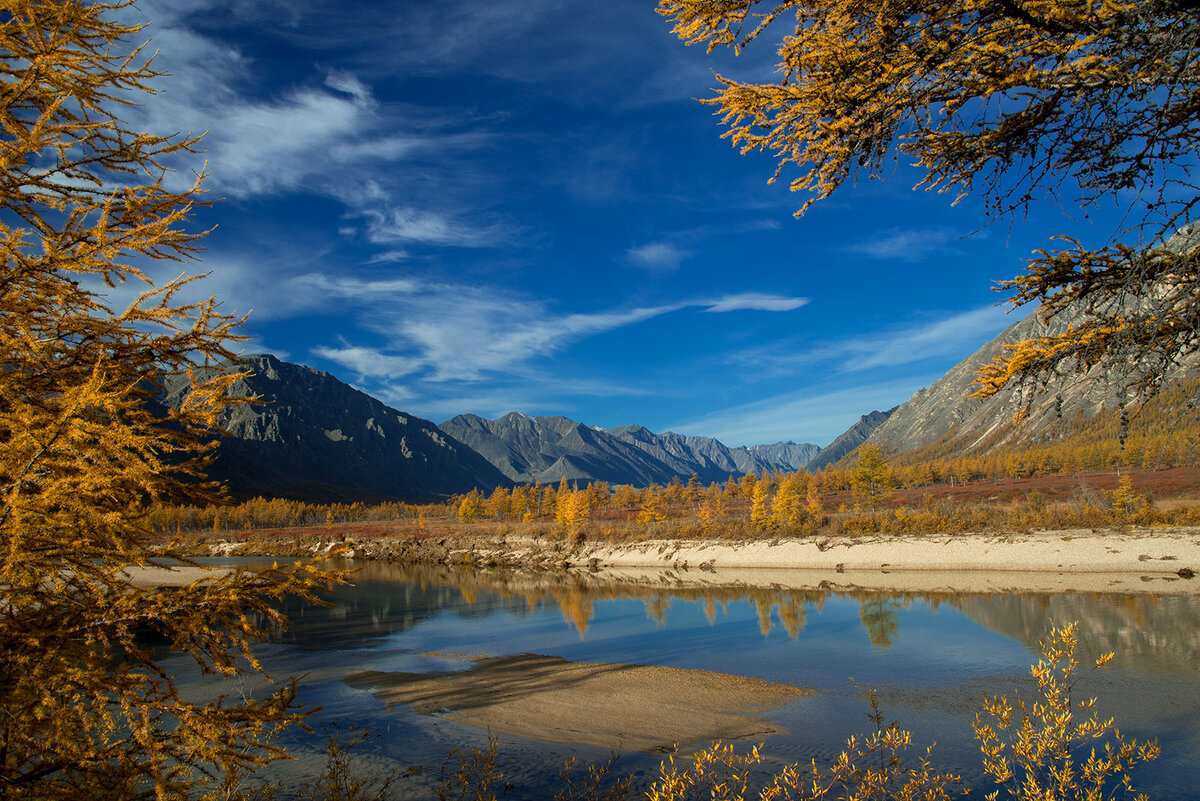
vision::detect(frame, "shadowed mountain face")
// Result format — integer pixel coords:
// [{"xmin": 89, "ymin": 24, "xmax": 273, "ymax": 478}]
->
[
  {"xmin": 806, "ymin": 408, "xmax": 897, "ymax": 472},
  {"xmin": 158, "ymin": 355, "xmax": 510, "ymax": 503},
  {"xmin": 439, "ymin": 414, "xmax": 820, "ymax": 487}
]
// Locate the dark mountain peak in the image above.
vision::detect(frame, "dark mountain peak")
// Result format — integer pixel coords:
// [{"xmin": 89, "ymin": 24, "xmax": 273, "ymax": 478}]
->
[
  {"xmin": 445, "ymin": 412, "xmax": 488, "ymax": 426},
  {"xmin": 806, "ymin": 407, "xmax": 898, "ymax": 472},
  {"xmin": 496, "ymin": 410, "xmax": 534, "ymax": 425},
  {"xmin": 159, "ymin": 355, "xmax": 509, "ymax": 503}
]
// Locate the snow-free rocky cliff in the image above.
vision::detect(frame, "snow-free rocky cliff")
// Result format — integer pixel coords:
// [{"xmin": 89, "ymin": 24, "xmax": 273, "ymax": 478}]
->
[
  {"xmin": 865, "ymin": 306, "xmax": 1200, "ymax": 455},
  {"xmin": 439, "ymin": 413, "xmax": 820, "ymax": 487},
  {"xmin": 158, "ymin": 354, "xmax": 510, "ymax": 502},
  {"xmin": 864, "ymin": 224, "xmax": 1200, "ymax": 456}
]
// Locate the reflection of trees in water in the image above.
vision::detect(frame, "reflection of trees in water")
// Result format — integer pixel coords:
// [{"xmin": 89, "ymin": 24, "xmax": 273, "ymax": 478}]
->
[
  {"xmin": 858, "ymin": 596, "xmax": 902, "ymax": 648},
  {"xmin": 265, "ymin": 561, "xmax": 1200, "ymax": 675}
]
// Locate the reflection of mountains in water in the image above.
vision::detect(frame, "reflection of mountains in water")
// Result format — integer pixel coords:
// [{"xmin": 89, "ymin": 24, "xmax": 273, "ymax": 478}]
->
[
  {"xmin": 268, "ymin": 562, "xmax": 1200, "ymax": 676},
  {"xmin": 269, "ymin": 567, "xmax": 526, "ymax": 649},
  {"xmin": 950, "ymin": 593, "xmax": 1200, "ymax": 676}
]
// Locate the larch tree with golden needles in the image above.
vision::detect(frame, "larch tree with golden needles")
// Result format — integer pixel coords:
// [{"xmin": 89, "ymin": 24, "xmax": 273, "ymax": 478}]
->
[
  {"xmin": 659, "ymin": 0, "xmax": 1200, "ymax": 402},
  {"xmin": 850, "ymin": 445, "xmax": 895, "ymax": 512},
  {"xmin": 0, "ymin": 2, "xmax": 338, "ymax": 798}
]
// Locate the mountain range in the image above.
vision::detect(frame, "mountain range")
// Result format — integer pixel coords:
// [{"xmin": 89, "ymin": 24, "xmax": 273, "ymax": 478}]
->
[
  {"xmin": 159, "ymin": 356, "xmax": 823, "ymax": 501},
  {"xmin": 439, "ymin": 413, "xmax": 818, "ymax": 487},
  {"xmin": 157, "ymin": 355, "xmax": 510, "ymax": 502},
  {"xmin": 160, "ymin": 261, "xmax": 1200, "ymax": 501}
]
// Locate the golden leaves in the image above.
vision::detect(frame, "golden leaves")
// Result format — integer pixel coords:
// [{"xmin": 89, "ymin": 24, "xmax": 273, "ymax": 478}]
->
[
  {"xmin": 973, "ymin": 622, "xmax": 1159, "ymax": 801},
  {"xmin": 662, "ymin": 0, "xmax": 1200, "ymax": 400},
  {"xmin": 0, "ymin": 2, "xmax": 342, "ymax": 797}
]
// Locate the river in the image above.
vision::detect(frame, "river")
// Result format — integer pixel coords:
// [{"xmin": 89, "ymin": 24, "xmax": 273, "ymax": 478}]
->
[{"xmin": 169, "ymin": 560, "xmax": 1200, "ymax": 799}]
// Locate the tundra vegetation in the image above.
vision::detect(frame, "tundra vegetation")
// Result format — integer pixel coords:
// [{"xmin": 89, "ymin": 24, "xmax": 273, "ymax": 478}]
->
[{"xmin": 153, "ymin": 381, "xmax": 1200, "ymax": 544}]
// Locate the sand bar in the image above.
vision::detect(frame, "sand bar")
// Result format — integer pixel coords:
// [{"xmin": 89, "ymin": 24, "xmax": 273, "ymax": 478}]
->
[
  {"xmin": 346, "ymin": 653, "xmax": 804, "ymax": 752},
  {"xmin": 571, "ymin": 529, "xmax": 1200, "ymax": 577},
  {"xmin": 120, "ymin": 565, "xmax": 233, "ymax": 587}
]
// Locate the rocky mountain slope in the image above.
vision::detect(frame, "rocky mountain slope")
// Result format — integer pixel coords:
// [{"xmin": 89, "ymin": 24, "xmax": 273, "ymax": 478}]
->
[
  {"xmin": 864, "ymin": 303, "xmax": 1200, "ymax": 456},
  {"xmin": 729, "ymin": 441, "xmax": 822, "ymax": 475},
  {"xmin": 437, "ymin": 413, "xmax": 663, "ymax": 485},
  {"xmin": 158, "ymin": 355, "xmax": 510, "ymax": 503},
  {"xmin": 605, "ymin": 424, "xmax": 746, "ymax": 484},
  {"xmin": 860, "ymin": 224, "xmax": 1200, "ymax": 457},
  {"xmin": 440, "ymin": 414, "xmax": 820, "ymax": 487},
  {"xmin": 806, "ymin": 408, "xmax": 897, "ymax": 471}
]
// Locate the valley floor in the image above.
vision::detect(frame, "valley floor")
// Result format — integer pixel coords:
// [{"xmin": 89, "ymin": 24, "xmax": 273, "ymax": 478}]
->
[{"xmin": 166, "ymin": 466, "xmax": 1200, "ymax": 595}]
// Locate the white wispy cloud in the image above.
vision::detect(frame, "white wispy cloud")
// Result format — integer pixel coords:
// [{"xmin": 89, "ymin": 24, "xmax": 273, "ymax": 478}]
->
[
  {"xmin": 673, "ymin": 378, "xmax": 931, "ymax": 447},
  {"xmin": 126, "ymin": 5, "xmax": 505, "ymax": 257},
  {"xmin": 730, "ymin": 304, "xmax": 1011, "ymax": 376},
  {"xmin": 329, "ymin": 131, "xmax": 491, "ymax": 163},
  {"xmin": 310, "ymin": 345, "xmax": 422, "ymax": 379},
  {"xmin": 843, "ymin": 228, "xmax": 960, "ymax": 261},
  {"xmin": 364, "ymin": 250, "xmax": 411, "ymax": 264},
  {"xmin": 704, "ymin": 293, "xmax": 808, "ymax": 313},
  {"xmin": 361, "ymin": 206, "xmax": 504, "ymax": 247},
  {"xmin": 127, "ymin": 22, "xmax": 374, "ymax": 199},
  {"xmin": 850, "ymin": 305, "xmax": 1011, "ymax": 371},
  {"xmin": 287, "ymin": 273, "xmax": 422, "ymax": 299},
  {"xmin": 388, "ymin": 295, "xmax": 683, "ymax": 382},
  {"xmin": 283, "ymin": 278, "xmax": 811, "ymax": 386},
  {"xmin": 324, "ymin": 71, "xmax": 371, "ymax": 102},
  {"xmin": 627, "ymin": 241, "xmax": 686, "ymax": 272}
]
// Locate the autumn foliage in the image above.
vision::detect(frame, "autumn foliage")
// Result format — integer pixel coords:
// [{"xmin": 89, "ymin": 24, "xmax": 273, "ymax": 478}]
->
[
  {"xmin": 659, "ymin": 0, "xmax": 1200, "ymax": 409},
  {"xmin": 0, "ymin": 3, "xmax": 339, "ymax": 798}
]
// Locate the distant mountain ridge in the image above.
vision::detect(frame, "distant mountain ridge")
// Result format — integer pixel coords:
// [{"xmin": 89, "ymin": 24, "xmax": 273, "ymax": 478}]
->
[
  {"xmin": 158, "ymin": 355, "xmax": 826, "ymax": 502},
  {"xmin": 730, "ymin": 441, "xmax": 822, "ymax": 475},
  {"xmin": 158, "ymin": 354, "xmax": 510, "ymax": 502},
  {"xmin": 807, "ymin": 407, "xmax": 897, "ymax": 471},
  {"xmin": 439, "ymin": 413, "xmax": 821, "ymax": 487}
]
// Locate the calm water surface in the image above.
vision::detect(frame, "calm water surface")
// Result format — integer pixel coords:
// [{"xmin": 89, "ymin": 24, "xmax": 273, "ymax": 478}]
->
[{"xmin": 177, "ymin": 560, "xmax": 1200, "ymax": 798}]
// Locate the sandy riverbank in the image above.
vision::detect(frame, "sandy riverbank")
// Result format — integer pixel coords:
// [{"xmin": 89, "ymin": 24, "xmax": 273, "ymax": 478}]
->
[
  {"xmin": 411, "ymin": 528, "xmax": 1200, "ymax": 592},
  {"xmin": 575, "ymin": 528, "xmax": 1200, "ymax": 574},
  {"xmin": 121, "ymin": 564, "xmax": 233, "ymax": 587},
  {"xmin": 346, "ymin": 653, "xmax": 804, "ymax": 752},
  {"xmin": 205, "ymin": 526, "xmax": 1200, "ymax": 594}
]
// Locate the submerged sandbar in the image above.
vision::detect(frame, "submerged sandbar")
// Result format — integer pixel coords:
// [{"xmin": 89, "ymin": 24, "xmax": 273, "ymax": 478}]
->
[{"xmin": 346, "ymin": 653, "xmax": 804, "ymax": 752}]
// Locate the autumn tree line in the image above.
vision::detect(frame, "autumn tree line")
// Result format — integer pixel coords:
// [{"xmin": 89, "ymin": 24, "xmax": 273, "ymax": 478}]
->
[{"xmin": 152, "ymin": 443, "xmax": 1200, "ymax": 543}]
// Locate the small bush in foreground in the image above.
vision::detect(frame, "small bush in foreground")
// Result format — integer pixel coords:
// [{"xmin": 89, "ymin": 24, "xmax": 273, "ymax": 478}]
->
[{"xmin": 975, "ymin": 622, "xmax": 1159, "ymax": 801}]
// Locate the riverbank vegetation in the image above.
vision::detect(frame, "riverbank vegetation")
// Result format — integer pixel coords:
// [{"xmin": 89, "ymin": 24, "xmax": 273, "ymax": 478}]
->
[{"xmin": 150, "ymin": 460, "xmax": 1200, "ymax": 550}]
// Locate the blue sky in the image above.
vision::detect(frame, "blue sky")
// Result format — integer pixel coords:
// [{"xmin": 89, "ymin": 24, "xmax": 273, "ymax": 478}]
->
[{"xmin": 122, "ymin": 0, "xmax": 1135, "ymax": 447}]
